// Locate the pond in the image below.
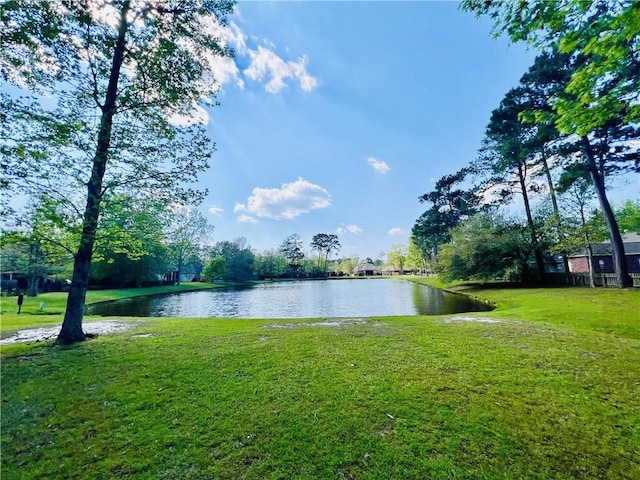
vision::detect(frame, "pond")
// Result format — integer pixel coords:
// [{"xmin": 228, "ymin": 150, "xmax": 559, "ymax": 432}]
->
[{"xmin": 86, "ymin": 278, "xmax": 493, "ymax": 318}]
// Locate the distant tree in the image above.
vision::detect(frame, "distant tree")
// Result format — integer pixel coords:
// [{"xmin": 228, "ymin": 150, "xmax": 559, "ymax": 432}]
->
[
  {"xmin": 278, "ymin": 234, "xmax": 305, "ymax": 277},
  {"xmin": 387, "ymin": 243, "xmax": 409, "ymax": 273},
  {"xmin": 474, "ymin": 87, "xmax": 550, "ymax": 278},
  {"xmin": 338, "ymin": 255, "xmax": 359, "ymax": 276},
  {"xmin": 202, "ymin": 257, "xmax": 226, "ymax": 283},
  {"xmin": 413, "ymin": 168, "xmax": 480, "ymax": 264},
  {"xmin": 309, "ymin": 233, "xmax": 341, "ymax": 275},
  {"xmin": 211, "ymin": 238, "xmax": 254, "ymax": 282},
  {"xmin": 89, "ymin": 194, "xmax": 171, "ymax": 287},
  {"xmin": 165, "ymin": 207, "xmax": 214, "ymax": 285},
  {"xmin": 407, "ymin": 236, "xmax": 429, "ymax": 274},
  {"xmin": 254, "ymin": 250, "xmax": 287, "ymax": 279},
  {"xmin": 439, "ymin": 213, "xmax": 552, "ymax": 283},
  {"xmin": 225, "ymin": 250, "xmax": 255, "ymax": 282},
  {"xmin": 0, "ymin": 231, "xmax": 70, "ymax": 296}
]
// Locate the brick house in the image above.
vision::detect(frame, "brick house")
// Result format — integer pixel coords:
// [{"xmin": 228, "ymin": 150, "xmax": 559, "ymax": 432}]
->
[{"xmin": 567, "ymin": 232, "xmax": 640, "ymax": 274}]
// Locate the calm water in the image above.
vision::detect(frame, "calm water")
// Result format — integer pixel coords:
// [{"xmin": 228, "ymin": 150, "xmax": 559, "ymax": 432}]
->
[{"xmin": 87, "ymin": 279, "xmax": 492, "ymax": 318}]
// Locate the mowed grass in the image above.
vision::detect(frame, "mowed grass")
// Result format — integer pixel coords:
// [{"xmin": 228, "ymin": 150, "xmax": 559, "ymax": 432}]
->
[{"xmin": 1, "ymin": 283, "xmax": 639, "ymax": 479}]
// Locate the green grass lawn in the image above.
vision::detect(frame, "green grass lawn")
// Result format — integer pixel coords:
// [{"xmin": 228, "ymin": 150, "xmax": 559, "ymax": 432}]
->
[{"xmin": 1, "ymin": 282, "xmax": 639, "ymax": 479}]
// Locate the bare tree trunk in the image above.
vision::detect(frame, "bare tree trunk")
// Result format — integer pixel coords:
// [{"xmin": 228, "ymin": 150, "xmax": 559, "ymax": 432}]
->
[
  {"xmin": 581, "ymin": 136, "xmax": 631, "ymax": 288},
  {"xmin": 540, "ymin": 150, "xmax": 570, "ymax": 275},
  {"xmin": 57, "ymin": 2, "xmax": 130, "ymax": 344},
  {"xmin": 518, "ymin": 166, "xmax": 545, "ymax": 281}
]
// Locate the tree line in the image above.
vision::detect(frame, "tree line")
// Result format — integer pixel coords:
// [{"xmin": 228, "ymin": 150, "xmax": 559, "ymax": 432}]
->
[{"xmin": 411, "ymin": 1, "xmax": 639, "ymax": 288}]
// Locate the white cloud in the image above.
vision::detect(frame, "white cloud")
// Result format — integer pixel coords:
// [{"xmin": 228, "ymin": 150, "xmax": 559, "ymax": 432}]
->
[
  {"xmin": 244, "ymin": 46, "xmax": 318, "ymax": 93},
  {"xmin": 367, "ymin": 157, "xmax": 390, "ymax": 174},
  {"xmin": 237, "ymin": 214, "xmax": 258, "ymax": 223},
  {"xmin": 388, "ymin": 227, "xmax": 405, "ymax": 235},
  {"xmin": 337, "ymin": 224, "xmax": 363, "ymax": 235},
  {"xmin": 237, "ymin": 178, "xmax": 331, "ymax": 220},
  {"xmin": 208, "ymin": 205, "xmax": 224, "ymax": 216}
]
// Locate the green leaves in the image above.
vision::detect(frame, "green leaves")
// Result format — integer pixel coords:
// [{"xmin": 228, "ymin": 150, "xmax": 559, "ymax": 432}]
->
[{"xmin": 462, "ymin": 0, "xmax": 640, "ymax": 135}]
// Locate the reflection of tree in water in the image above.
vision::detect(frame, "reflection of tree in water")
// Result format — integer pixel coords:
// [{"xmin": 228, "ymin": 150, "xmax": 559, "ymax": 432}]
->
[{"xmin": 412, "ymin": 284, "xmax": 491, "ymax": 315}]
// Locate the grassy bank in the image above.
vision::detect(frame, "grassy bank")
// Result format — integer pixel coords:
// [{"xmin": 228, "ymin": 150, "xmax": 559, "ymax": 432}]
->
[
  {"xmin": 407, "ymin": 276, "xmax": 640, "ymax": 340},
  {"xmin": 1, "ymin": 282, "xmax": 639, "ymax": 479}
]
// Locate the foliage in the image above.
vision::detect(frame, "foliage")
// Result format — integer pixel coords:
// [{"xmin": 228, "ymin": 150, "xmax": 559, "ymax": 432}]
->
[
  {"xmin": 616, "ymin": 200, "xmax": 640, "ymax": 234},
  {"xmin": 309, "ymin": 233, "xmax": 341, "ymax": 275},
  {"xmin": 253, "ymin": 250, "xmax": 288, "ymax": 279},
  {"xmin": 406, "ymin": 236, "xmax": 430, "ymax": 273},
  {"xmin": 211, "ymin": 238, "xmax": 255, "ymax": 282},
  {"xmin": 438, "ymin": 213, "xmax": 546, "ymax": 283},
  {"xmin": 412, "ymin": 168, "xmax": 480, "ymax": 262},
  {"xmin": 278, "ymin": 233, "xmax": 305, "ymax": 277},
  {"xmin": 461, "ymin": 0, "xmax": 640, "ymax": 136},
  {"xmin": 462, "ymin": 0, "xmax": 638, "ymax": 288},
  {"xmin": 201, "ymin": 257, "xmax": 226, "ymax": 283},
  {"xmin": 1, "ymin": 0, "xmax": 235, "ymax": 343},
  {"xmin": 165, "ymin": 207, "xmax": 214, "ymax": 284},
  {"xmin": 386, "ymin": 243, "xmax": 408, "ymax": 272},
  {"xmin": 551, "ymin": 179, "xmax": 608, "ymax": 256}
]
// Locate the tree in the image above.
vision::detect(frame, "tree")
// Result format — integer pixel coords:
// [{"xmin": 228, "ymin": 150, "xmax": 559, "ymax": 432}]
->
[
  {"xmin": 407, "ymin": 236, "xmax": 429, "ymax": 274},
  {"xmin": 89, "ymin": 194, "xmax": 170, "ymax": 287},
  {"xmin": 616, "ymin": 200, "xmax": 640, "ymax": 234},
  {"xmin": 1, "ymin": 1, "xmax": 234, "ymax": 342},
  {"xmin": 309, "ymin": 233, "xmax": 341, "ymax": 275},
  {"xmin": 254, "ymin": 250, "xmax": 287, "ymax": 279},
  {"xmin": 552, "ymin": 179, "xmax": 608, "ymax": 287},
  {"xmin": 278, "ymin": 234, "xmax": 305, "ymax": 277},
  {"xmin": 438, "ymin": 213, "xmax": 546, "ymax": 283},
  {"xmin": 211, "ymin": 238, "xmax": 254, "ymax": 282},
  {"xmin": 337, "ymin": 255, "xmax": 359, "ymax": 276},
  {"xmin": 1, "ymin": 199, "xmax": 76, "ymax": 296},
  {"xmin": 202, "ymin": 257, "xmax": 226, "ymax": 283},
  {"xmin": 462, "ymin": 0, "xmax": 639, "ymax": 287},
  {"xmin": 474, "ymin": 88, "xmax": 547, "ymax": 278},
  {"xmin": 166, "ymin": 207, "xmax": 214, "ymax": 285},
  {"xmin": 387, "ymin": 243, "xmax": 409, "ymax": 273},
  {"xmin": 413, "ymin": 168, "xmax": 480, "ymax": 264}
]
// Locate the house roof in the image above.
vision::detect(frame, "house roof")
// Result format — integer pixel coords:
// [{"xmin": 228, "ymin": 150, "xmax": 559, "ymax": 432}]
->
[
  {"xmin": 571, "ymin": 232, "xmax": 640, "ymax": 256},
  {"xmin": 594, "ymin": 232, "xmax": 640, "ymax": 255},
  {"xmin": 355, "ymin": 263, "xmax": 379, "ymax": 272}
]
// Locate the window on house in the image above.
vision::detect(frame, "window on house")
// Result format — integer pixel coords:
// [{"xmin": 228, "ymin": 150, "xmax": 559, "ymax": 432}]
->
[{"xmin": 598, "ymin": 259, "xmax": 605, "ymax": 269}]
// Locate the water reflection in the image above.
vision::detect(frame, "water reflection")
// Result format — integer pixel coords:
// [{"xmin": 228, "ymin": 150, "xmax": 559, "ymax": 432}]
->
[{"xmin": 87, "ymin": 279, "xmax": 492, "ymax": 318}]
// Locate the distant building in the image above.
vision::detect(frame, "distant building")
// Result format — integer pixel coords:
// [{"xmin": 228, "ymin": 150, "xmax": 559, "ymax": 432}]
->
[
  {"xmin": 354, "ymin": 262, "xmax": 381, "ymax": 276},
  {"xmin": 567, "ymin": 232, "xmax": 640, "ymax": 274}
]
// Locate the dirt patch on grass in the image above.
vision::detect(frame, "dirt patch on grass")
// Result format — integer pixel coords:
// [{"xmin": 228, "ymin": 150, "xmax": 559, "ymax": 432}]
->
[
  {"xmin": 264, "ymin": 318, "xmax": 384, "ymax": 329},
  {"xmin": 443, "ymin": 316, "xmax": 504, "ymax": 324},
  {"xmin": 0, "ymin": 320, "xmax": 138, "ymax": 345}
]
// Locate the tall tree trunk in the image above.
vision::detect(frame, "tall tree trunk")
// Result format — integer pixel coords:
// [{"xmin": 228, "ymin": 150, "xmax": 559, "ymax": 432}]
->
[
  {"xmin": 579, "ymin": 202, "xmax": 596, "ymax": 288},
  {"xmin": 57, "ymin": 2, "xmax": 130, "ymax": 344},
  {"xmin": 176, "ymin": 254, "xmax": 183, "ymax": 285},
  {"xmin": 581, "ymin": 136, "xmax": 632, "ymax": 288},
  {"xmin": 540, "ymin": 149, "xmax": 559, "ymax": 215},
  {"xmin": 540, "ymin": 149, "xmax": 570, "ymax": 275},
  {"xmin": 518, "ymin": 165, "xmax": 545, "ymax": 281}
]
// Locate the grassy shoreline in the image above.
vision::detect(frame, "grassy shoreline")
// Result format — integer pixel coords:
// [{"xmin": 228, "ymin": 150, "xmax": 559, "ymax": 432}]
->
[{"xmin": 1, "ymin": 280, "xmax": 639, "ymax": 479}]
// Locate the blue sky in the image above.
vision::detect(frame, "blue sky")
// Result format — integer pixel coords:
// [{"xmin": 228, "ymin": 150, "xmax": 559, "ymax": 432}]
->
[
  {"xmin": 193, "ymin": 2, "xmax": 638, "ymax": 259},
  {"xmin": 200, "ymin": 1, "xmax": 540, "ymax": 259}
]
